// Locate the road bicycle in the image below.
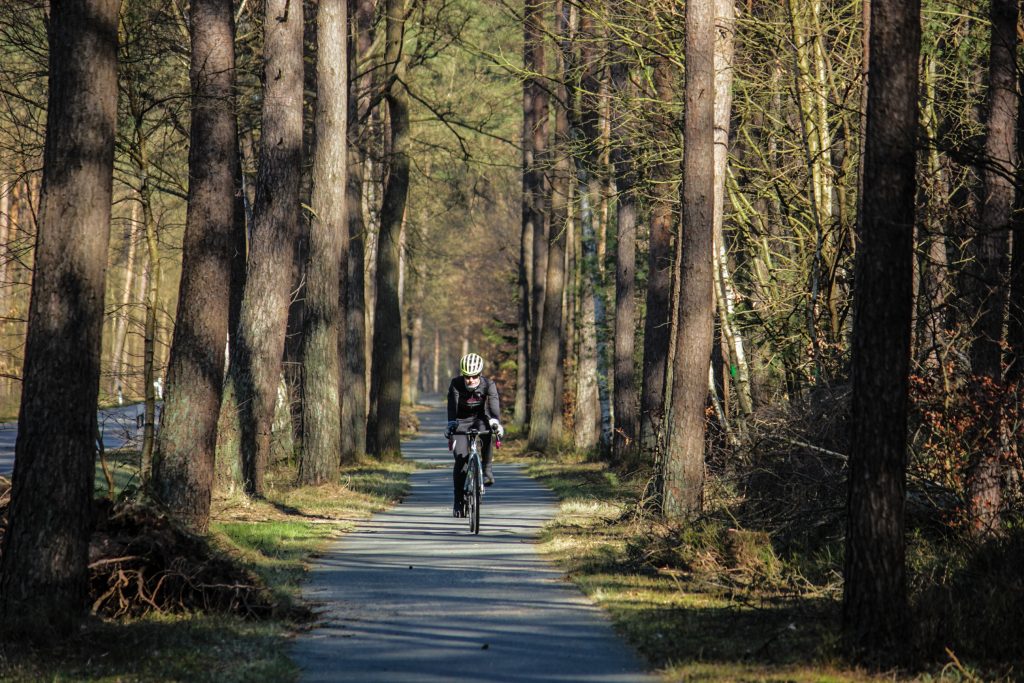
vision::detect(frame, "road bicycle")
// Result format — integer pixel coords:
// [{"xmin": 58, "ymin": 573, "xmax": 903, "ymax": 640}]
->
[{"xmin": 452, "ymin": 427, "xmax": 499, "ymax": 534}]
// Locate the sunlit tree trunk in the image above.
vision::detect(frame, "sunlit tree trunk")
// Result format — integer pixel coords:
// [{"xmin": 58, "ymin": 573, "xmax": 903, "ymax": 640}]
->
[
  {"xmin": 0, "ymin": 0, "xmax": 119, "ymax": 637},
  {"xmin": 110, "ymin": 201, "xmax": 140, "ymax": 397},
  {"xmin": 711, "ymin": 0, "xmax": 751, "ymax": 419},
  {"xmin": 573, "ymin": 11, "xmax": 604, "ymax": 453},
  {"xmin": 842, "ymin": 0, "xmax": 920, "ymax": 663},
  {"xmin": 299, "ymin": 0, "xmax": 348, "ymax": 485},
  {"xmin": 610, "ymin": 45, "xmax": 638, "ymax": 464},
  {"xmin": 527, "ymin": 1, "xmax": 549, "ymax": 400},
  {"xmin": 153, "ymin": 0, "xmax": 238, "ymax": 530},
  {"xmin": 662, "ymin": 0, "xmax": 713, "ymax": 519},
  {"xmin": 223, "ymin": 0, "xmax": 304, "ymax": 496}
]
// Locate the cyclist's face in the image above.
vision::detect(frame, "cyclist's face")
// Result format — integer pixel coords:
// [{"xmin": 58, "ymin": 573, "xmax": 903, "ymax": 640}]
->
[{"xmin": 464, "ymin": 374, "xmax": 481, "ymax": 388}]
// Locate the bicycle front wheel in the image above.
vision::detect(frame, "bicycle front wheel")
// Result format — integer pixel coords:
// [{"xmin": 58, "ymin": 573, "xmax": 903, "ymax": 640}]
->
[
  {"xmin": 471, "ymin": 478, "xmax": 481, "ymax": 534},
  {"xmin": 466, "ymin": 467, "xmax": 479, "ymax": 533}
]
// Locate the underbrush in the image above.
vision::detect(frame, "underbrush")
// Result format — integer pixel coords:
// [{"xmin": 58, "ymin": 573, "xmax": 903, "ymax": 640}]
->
[
  {"xmin": 0, "ymin": 455, "xmax": 414, "ymax": 682},
  {"xmin": 518, "ymin": 395, "xmax": 1023, "ymax": 681}
]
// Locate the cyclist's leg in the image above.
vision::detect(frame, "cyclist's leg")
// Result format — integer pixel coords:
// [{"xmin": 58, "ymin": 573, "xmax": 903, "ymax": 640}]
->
[
  {"xmin": 480, "ymin": 433, "xmax": 494, "ymax": 485},
  {"xmin": 451, "ymin": 434, "xmax": 470, "ymax": 515}
]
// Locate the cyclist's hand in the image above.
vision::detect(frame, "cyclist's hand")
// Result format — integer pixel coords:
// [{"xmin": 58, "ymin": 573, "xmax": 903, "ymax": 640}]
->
[
  {"xmin": 444, "ymin": 420, "xmax": 457, "ymax": 439},
  {"xmin": 489, "ymin": 419, "xmax": 504, "ymax": 438}
]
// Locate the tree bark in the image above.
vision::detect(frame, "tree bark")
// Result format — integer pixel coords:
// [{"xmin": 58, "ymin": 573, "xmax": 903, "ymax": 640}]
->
[
  {"xmin": 528, "ymin": 0, "xmax": 570, "ymax": 452},
  {"xmin": 0, "ymin": 0, "xmax": 119, "ymax": 637},
  {"xmin": 367, "ymin": 0, "xmax": 409, "ymax": 458},
  {"xmin": 299, "ymin": 0, "xmax": 348, "ymax": 485},
  {"xmin": 966, "ymin": 0, "xmax": 1018, "ymax": 536},
  {"xmin": 517, "ymin": 0, "xmax": 546, "ymax": 427},
  {"xmin": 110, "ymin": 202, "xmax": 140, "ymax": 398},
  {"xmin": 610, "ymin": 46, "xmax": 638, "ymax": 465},
  {"xmin": 527, "ymin": 1, "xmax": 549, "ymax": 400},
  {"xmin": 638, "ymin": 53, "xmax": 678, "ymax": 463},
  {"xmin": 842, "ymin": 0, "xmax": 920, "ymax": 663},
  {"xmin": 573, "ymin": 11, "xmax": 604, "ymax": 453},
  {"xmin": 711, "ymin": 0, "xmax": 751, "ymax": 419},
  {"xmin": 340, "ymin": 0, "xmax": 374, "ymax": 463},
  {"xmin": 153, "ymin": 0, "xmax": 238, "ymax": 530},
  {"xmin": 224, "ymin": 0, "xmax": 304, "ymax": 496},
  {"xmin": 661, "ymin": 0, "xmax": 714, "ymax": 519}
]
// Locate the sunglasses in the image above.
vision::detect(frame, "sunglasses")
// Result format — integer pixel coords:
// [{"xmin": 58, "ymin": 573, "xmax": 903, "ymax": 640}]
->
[{"xmin": 464, "ymin": 374, "xmax": 481, "ymax": 381}]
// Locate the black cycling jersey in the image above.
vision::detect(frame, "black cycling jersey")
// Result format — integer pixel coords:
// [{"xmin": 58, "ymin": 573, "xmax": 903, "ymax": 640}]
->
[{"xmin": 447, "ymin": 375, "xmax": 500, "ymax": 423}]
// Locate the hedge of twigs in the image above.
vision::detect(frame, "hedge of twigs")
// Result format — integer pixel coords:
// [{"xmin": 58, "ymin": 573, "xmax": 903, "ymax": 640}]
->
[{"xmin": 0, "ymin": 493, "xmax": 276, "ymax": 620}]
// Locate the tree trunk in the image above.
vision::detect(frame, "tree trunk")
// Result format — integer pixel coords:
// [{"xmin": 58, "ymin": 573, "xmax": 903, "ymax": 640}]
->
[
  {"xmin": 711, "ymin": 0, "xmax": 751, "ymax": 419},
  {"xmin": 408, "ymin": 312, "xmax": 422, "ymax": 404},
  {"xmin": 527, "ymin": 1, "xmax": 549, "ymax": 400},
  {"xmin": 638, "ymin": 53, "xmax": 678, "ymax": 463},
  {"xmin": 139, "ymin": 170, "xmax": 160, "ymax": 482},
  {"xmin": 610, "ymin": 47, "xmax": 638, "ymax": 464},
  {"xmin": 367, "ymin": 0, "xmax": 409, "ymax": 458},
  {"xmin": 340, "ymin": 0, "xmax": 374, "ymax": 463},
  {"xmin": 110, "ymin": 201, "xmax": 140, "ymax": 398},
  {"xmin": 842, "ymin": 0, "xmax": 920, "ymax": 663},
  {"xmin": 517, "ymin": 0, "xmax": 546, "ymax": 427},
  {"xmin": 1008, "ymin": 67, "xmax": 1024, "ymax": 470},
  {"xmin": 573, "ymin": 11, "xmax": 604, "ymax": 453},
  {"xmin": 528, "ymin": 0, "xmax": 570, "ymax": 452},
  {"xmin": 661, "ymin": 0, "xmax": 714, "ymax": 519},
  {"xmin": 299, "ymin": 0, "xmax": 348, "ymax": 485},
  {"xmin": 153, "ymin": 0, "xmax": 238, "ymax": 531},
  {"xmin": 966, "ymin": 0, "xmax": 1018, "ymax": 535},
  {"xmin": 0, "ymin": 0, "xmax": 119, "ymax": 637},
  {"xmin": 223, "ymin": 0, "xmax": 304, "ymax": 496}
]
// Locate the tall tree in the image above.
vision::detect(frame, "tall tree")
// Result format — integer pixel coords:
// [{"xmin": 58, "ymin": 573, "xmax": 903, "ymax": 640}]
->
[
  {"xmin": 610, "ymin": 39, "xmax": 638, "ymax": 464},
  {"xmin": 965, "ymin": 0, "xmax": 1018, "ymax": 535},
  {"xmin": 573, "ymin": 9, "xmax": 606, "ymax": 452},
  {"xmin": 638, "ymin": 51, "xmax": 678, "ymax": 464},
  {"xmin": 225, "ymin": 0, "xmax": 305, "ymax": 495},
  {"xmin": 341, "ymin": 0, "xmax": 375, "ymax": 462},
  {"xmin": 528, "ymin": 0, "xmax": 571, "ymax": 452},
  {"xmin": 0, "ymin": 0, "xmax": 120, "ymax": 636},
  {"xmin": 517, "ymin": 0, "xmax": 547, "ymax": 427},
  {"xmin": 661, "ymin": 0, "xmax": 714, "ymax": 518},
  {"xmin": 299, "ymin": 0, "xmax": 348, "ymax": 484},
  {"xmin": 527, "ymin": 1, "xmax": 550, "ymax": 402},
  {"xmin": 367, "ymin": 0, "xmax": 410, "ymax": 458},
  {"xmin": 1008, "ymin": 68, "xmax": 1024, "ymax": 472},
  {"xmin": 842, "ymin": 0, "xmax": 920, "ymax": 661},
  {"xmin": 153, "ymin": 0, "xmax": 239, "ymax": 530}
]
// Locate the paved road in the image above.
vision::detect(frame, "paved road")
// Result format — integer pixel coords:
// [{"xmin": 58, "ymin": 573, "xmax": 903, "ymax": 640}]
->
[
  {"xmin": 0, "ymin": 403, "xmax": 150, "ymax": 477},
  {"xmin": 291, "ymin": 401, "xmax": 655, "ymax": 683}
]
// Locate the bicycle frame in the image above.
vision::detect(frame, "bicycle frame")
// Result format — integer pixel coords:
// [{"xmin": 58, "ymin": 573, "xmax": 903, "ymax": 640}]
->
[{"xmin": 453, "ymin": 427, "xmax": 489, "ymax": 534}]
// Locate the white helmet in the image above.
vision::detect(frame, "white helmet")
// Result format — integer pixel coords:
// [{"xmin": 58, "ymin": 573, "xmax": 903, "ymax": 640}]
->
[{"xmin": 460, "ymin": 352, "xmax": 484, "ymax": 376}]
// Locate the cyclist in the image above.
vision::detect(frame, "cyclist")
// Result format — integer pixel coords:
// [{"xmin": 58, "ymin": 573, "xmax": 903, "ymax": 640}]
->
[{"xmin": 444, "ymin": 352, "xmax": 503, "ymax": 517}]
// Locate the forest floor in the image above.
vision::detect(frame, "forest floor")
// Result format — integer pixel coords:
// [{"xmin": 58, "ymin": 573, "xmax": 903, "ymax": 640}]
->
[
  {"xmin": 0, "ymin": 441, "xmax": 417, "ymax": 682},
  {"xmin": 504, "ymin": 432, "xmax": 1020, "ymax": 683}
]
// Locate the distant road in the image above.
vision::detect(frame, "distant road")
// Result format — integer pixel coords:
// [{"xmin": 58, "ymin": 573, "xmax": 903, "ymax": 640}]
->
[{"xmin": 0, "ymin": 403, "xmax": 150, "ymax": 478}]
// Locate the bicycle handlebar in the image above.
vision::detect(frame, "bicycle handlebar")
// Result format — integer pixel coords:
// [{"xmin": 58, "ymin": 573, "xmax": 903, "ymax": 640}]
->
[{"xmin": 447, "ymin": 426, "xmax": 502, "ymax": 448}]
